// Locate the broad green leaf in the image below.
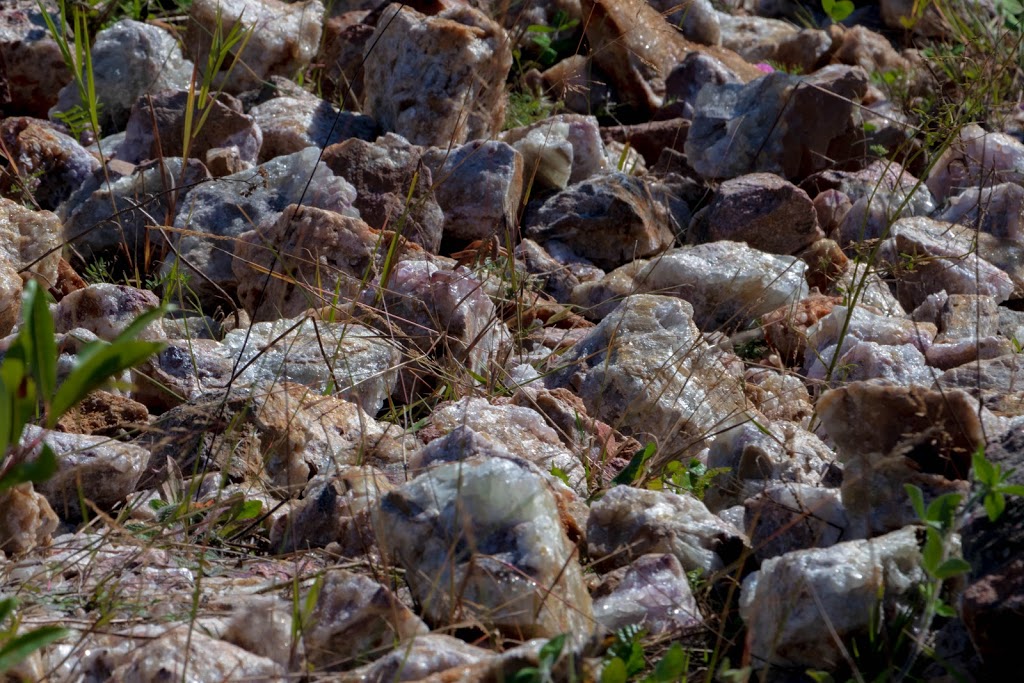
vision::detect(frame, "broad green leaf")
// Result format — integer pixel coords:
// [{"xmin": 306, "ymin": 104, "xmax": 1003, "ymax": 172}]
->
[
  {"xmin": 22, "ymin": 281, "xmax": 56, "ymax": 402},
  {"xmin": 0, "ymin": 625, "xmax": 67, "ymax": 673},
  {"xmin": 612, "ymin": 443, "xmax": 655, "ymax": 485},
  {"xmin": 234, "ymin": 499, "xmax": 263, "ymax": 521},
  {"xmin": 999, "ymin": 484, "xmax": 1024, "ymax": 497},
  {"xmin": 984, "ymin": 491, "xmax": 1006, "ymax": 522},
  {"xmin": 647, "ymin": 642, "xmax": 686, "ymax": 682},
  {"xmin": 0, "ymin": 598, "xmax": 14, "ymax": 626},
  {"xmin": 538, "ymin": 633, "xmax": 565, "ymax": 669},
  {"xmin": 904, "ymin": 484, "xmax": 925, "ymax": 520},
  {"xmin": 600, "ymin": 657, "xmax": 627, "ymax": 683},
  {"xmin": 935, "ymin": 600, "xmax": 956, "ymax": 618},
  {"xmin": 925, "ymin": 492, "xmax": 962, "ymax": 527},
  {"xmin": 49, "ymin": 340, "xmax": 163, "ymax": 425},
  {"xmin": 0, "ymin": 443, "xmax": 58, "ymax": 493},
  {"xmin": 922, "ymin": 527, "xmax": 944, "ymax": 574},
  {"xmin": 933, "ymin": 557, "xmax": 971, "ymax": 580},
  {"xmin": 972, "ymin": 448, "xmax": 996, "ymax": 485},
  {"xmin": 549, "ymin": 466, "xmax": 570, "ymax": 486}
]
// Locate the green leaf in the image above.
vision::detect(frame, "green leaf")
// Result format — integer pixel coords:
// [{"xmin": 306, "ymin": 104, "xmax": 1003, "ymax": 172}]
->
[
  {"xmin": 647, "ymin": 642, "xmax": 686, "ymax": 682},
  {"xmin": 233, "ymin": 499, "xmax": 263, "ymax": 522},
  {"xmin": 21, "ymin": 281, "xmax": 56, "ymax": 403},
  {"xmin": 984, "ymin": 491, "xmax": 1006, "ymax": 522},
  {"xmin": 49, "ymin": 339, "xmax": 163, "ymax": 425},
  {"xmin": 0, "ymin": 625, "xmax": 67, "ymax": 673},
  {"xmin": 972, "ymin": 448, "xmax": 997, "ymax": 486},
  {"xmin": 0, "ymin": 598, "xmax": 14, "ymax": 626},
  {"xmin": 933, "ymin": 557, "xmax": 971, "ymax": 580},
  {"xmin": 925, "ymin": 492, "xmax": 962, "ymax": 527},
  {"xmin": 600, "ymin": 657, "xmax": 628, "ymax": 683},
  {"xmin": 0, "ymin": 443, "xmax": 58, "ymax": 493},
  {"xmin": 934, "ymin": 599, "xmax": 956, "ymax": 618},
  {"xmin": 922, "ymin": 527, "xmax": 944, "ymax": 575},
  {"xmin": 905, "ymin": 484, "xmax": 925, "ymax": 520},
  {"xmin": 538, "ymin": 633, "xmax": 565, "ymax": 669},
  {"xmin": 549, "ymin": 466, "xmax": 570, "ymax": 486},
  {"xmin": 612, "ymin": 443, "xmax": 655, "ymax": 485},
  {"xmin": 998, "ymin": 484, "xmax": 1024, "ymax": 497}
]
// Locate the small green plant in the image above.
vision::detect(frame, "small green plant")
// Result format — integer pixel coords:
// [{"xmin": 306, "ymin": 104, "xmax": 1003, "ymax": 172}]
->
[
  {"xmin": 599, "ymin": 624, "xmax": 690, "ymax": 683},
  {"xmin": 0, "ymin": 598, "xmax": 68, "ymax": 674},
  {"xmin": 821, "ymin": 0, "xmax": 855, "ymax": 23},
  {"xmin": 511, "ymin": 633, "xmax": 567, "ymax": 683},
  {"xmin": 524, "ymin": 11, "xmax": 579, "ymax": 68},
  {"xmin": 648, "ymin": 458, "xmax": 730, "ymax": 501}
]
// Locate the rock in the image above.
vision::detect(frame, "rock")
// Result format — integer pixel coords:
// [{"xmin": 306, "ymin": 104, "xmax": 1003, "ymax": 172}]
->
[
  {"xmin": 515, "ymin": 238, "xmax": 580, "ymax": 303},
  {"xmin": 223, "ymin": 597, "xmax": 300, "ymax": 670},
  {"xmin": 337, "ymin": 633, "xmax": 491, "ymax": 682},
  {"xmin": 745, "ymin": 484, "xmax": 847, "ymax": 562},
  {"xmin": 421, "ymin": 139, "xmax": 523, "ymax": 243},
  {"xmin": 717, "ymin": 12, "xmax": 799, "ymax": 63},
  {"xmin": 548, "ymin": 295, "xmax": 751, "ymax": 463},
  {"xmin": 218, "ymin": 317, "xmax": 401, "ymax": 414},
  {"xmin": 932, "ymin": 294, "xmax": 1001, "ymax": 342},
  {"xmin": 936, "ymin": 354, "xmax": 1024, "ymax": 416},
  {"xmin": 50, "ymin": 20, "xmax": 193, "ymax": 135},
  {"xmin": 691, "ymin": 172, "xmax": 823, "ymax": 255},
  {"xmin": 186, "ymin": 0, "xmax": 324, "ymax": 94},
  {"xmin": 140, "ymin": 383, "xmax": 411, "ymax": 494},
  {"xmin": 539, "ymin": 54, "xmax": 615, "ymax": 117},
  {"xmin": 649, "ymin": 0, "xmax": 720, "ymax": 45},
  {"xmin": 501, "ymin": 114, "xmax": 607, "ymax": 190},
  {"xmin": 130, "ymin": 338, "xmax": 234, "ymax": 411},
  {"xmin": 925, "ymin": 336, "xmax": 1012, "ymax": 371},
  {"xmin": 0, "ymin": 197, "xmax": 61, "ymax": 288},
  {"xmin": 927, "ymin": 123, "xmax": 1024, "ymax": 202},
  {"xmin": 579, "ymin": 242, "xmax": 809, "ymax": 332},
  {"xmin": 592, "ymin": 553, "xmax": 703, "ymax": 634},
  {"xmin": 418, "ymin": 410, "xmax": 586, "ymax": 495},
  {"xmin": 762, "ymin": 294, "xmax": 840, "ymax": 366},
  {"xmin": 664, "ymin": 52, "xmax": 742, "ymax": 120},
  {"xmin": 118, "ymin": 90, "xmax": 261, "ymax": 168},
  {"xmin": 303, "ymin": 570, "xmax": 428, "ymax": 671},
  {"xmin": 744, "ymin": 367, "xmax": 815, "ymax": 425},
  {"xmin": 705, "ymin": 419, "xmax": 837, "ymax": 511},
  {"xmin": 580, "ymin": 0, "xmax": 762, "ymax": 113},
  {"xmin": 0, "ymin": 117, "xmax": 100, "ymax": 211},
  {"xmin": 368, "ymin": 259, "xmax": 511, "ymax": 378},
  {"xmin": 817, "ymin": 381, "xmax": 982, "ymax": 537},
  {"xmin": 62, "ymin": 157, "xmax": 210, "ymax": 270},
  {"xmin": 524, "ymin": 173, "xmax": 676, "ymax": 271},
  {"xmin": 111, "ymin": 626, "xmax": 285, "ymax": 682},
  {"xmin": 317, "ymin": 16, "xmax": 373, "ymax": 110},
  {"xmin": 322, "ymin": 135, "xmax": 443, "ymax": 251},
  {"xmin": 250, "ymin": 96, "xmax": 377, "ymax": 162},
  {"xmin": 168, "ymin": 147, "xmax": 359, "ymax": 306},
  {"xmin": 831, "ymin": 25, "xmax": 909, "ymax": 76},
  {"xmin": 54, "ymin": 390, "xmax": 149, "ymax": 438},
  {"xmin": 375, "ymin": 456, "xmax": 594, "ymax": 643},
  {"xmin": 0, "ymin": 4, "xmax": 71, "ymax": 117},
  {"xmin": 587, "ymin": 485, "xmax": 749, "ymax": 574},
  {"xmin": 879, "ymin": 217, "xmax": 1014, "ymax": 309},
  {"xmin": 685, "ymin": 65, "xmax": 869, "ymax": 181},
  {"xmin": 740, "ymin": 527, "xmax": 925, "ymax": 669},
  {"xmin": 23, "ymin": 425, "xmax": 150, "ymax": 520},
  {"xmin": 232, "ymin": 204, "xmax": 421, "ymax": 321},
  {"xmin": 936, "ymin": 182, "xmax": 1024, "ymax": 240},
  {"xmin": 809, "ymin": 338, "xmax": 934, "ymax": 386},
  {"xmin": 0, "ymin": 483, "xmax": 58, "ymax": 555},
  {"xmin": 271, "ymin": 467, "xmax": 395, "ymax": 553},
  {"xmin": 53, "ymin": 284, "xmax": 165, "ymax": 341},
  {"xmin": 362, "ymin": 4, "xmax": 512, "ymax": 146}
]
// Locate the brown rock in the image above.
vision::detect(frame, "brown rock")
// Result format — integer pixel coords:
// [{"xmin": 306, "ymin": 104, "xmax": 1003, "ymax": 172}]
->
[
  {"xmin": 55, "ymin": 391, "xmax": 150, "ymax": 438},
  {"xmin": 0, "ymin": 117, "xmax": 101, "ymax": 211},
  {"xmin": 0, "ymin": 483, "xmax": 58, "ymax": 555},
  {"xmin": 762, "ymin": 294, "xmax": 841, "ymax": 365},
  {"xmin": 0, "ymin": 4, "xmax": 72, "ymax": 118}
]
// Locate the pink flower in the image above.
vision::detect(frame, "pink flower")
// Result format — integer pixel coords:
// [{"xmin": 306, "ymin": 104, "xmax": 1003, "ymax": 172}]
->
[{"xmin": 755, "ymin": 63, "xmax": 775, "ymax": 73}]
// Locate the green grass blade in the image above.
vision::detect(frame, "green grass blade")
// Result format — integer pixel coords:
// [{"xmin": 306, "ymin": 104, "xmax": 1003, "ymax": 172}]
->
[
  {"xmin": 49, "ymin": 340, "xmax": 163, "ymax": 424},
  {"xmin": 0, "ymin": 443, "xmax": 58, "ymax": 494},
  {"xmin": 22, "ymin": 281, "xmax": 56, "ymax": 402},
  {"xmin": 0, "ymin": 625, "xmax": 68, "ymax": 673}
]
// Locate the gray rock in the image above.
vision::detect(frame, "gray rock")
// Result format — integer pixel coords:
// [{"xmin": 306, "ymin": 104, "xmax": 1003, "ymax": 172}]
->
[
  {"xmin": 524, "ymin": 173, "xmax": 677, "ymax": 271},
  {"xmin": 117, "ymin": 90, "xmax": 261, "ymax": 168},
  {"xmin": 0, "ymin": 196, "xmax": 61, "ymax": 289},
  {"xmin": 303, "ymin": 570, "xmax": 428, "ymax": 671},
  {"xmin": 501, "ymin": 114, "xmax": 607, "ymax": 190},
  {"xmin": 367, "ymin": 259, "xmax": 510, "ymax": 377},
  {"xmin": 650, "ymin": 0, "xmax": 721, "ymax": 45},
  {"xmin": 232, "ymin": 204, "xmax": 420, "ymax": 321},
  {"xmin": 218, "ymin": 317, "xmax": 401, "ymax": 415},
  {"xmin": 936, "ymin": 354, "xmax": 1024, "ymax": 416},
  {"xmin": 168, "ymin": 147, "xmax": 359, "ymax": 306},
  {"xmin": 62, "ymin": 157, "xmax": 210, "ymax": 269},
  {"xmin": 927, "ymin": 123, "xmax": 1024, "ymax": 202},
  {"xmin": 808, "ymin": 338, "xmax": 934, "ymax": 386},
  {"xmin": 817, "ymin": 381, "xmax": 981, "ymax": 537},
  {"xmin": 0, "ymin": 4, "xmax": 72, "ymax": 118},
  {"xmin": 685, "ymin": 65, "xmax": 869, "ymax": 181},
  {"xmin": 717, "ymin": 12, "xmax": 798, "ymax": 63},
  {"xmin": 692, "ymin": 172, "xmax": 823, "ymax": 255},
  {"xmin": 549, "ymin": 295, "xmax": 751, "ymax": 463},
  {"xmin": 54, "ymin": 284, "xmax": 164, "ymax": 341},
  {"xmin": 880, "ymin": 217, "xmax": 1014, "ymax": 309},
  {"xmin": 222, "ymin": 597, "xmax": 300, "ymax": 670},
  {"xmin": 0, "ymin": 117, "xmax": 100, "ymax": 211},
  {"xmin": 130, "ymin": 338, "xmax": 234, "ymax": 411},
  {"xmin": 271, "ymin": 467, "xmax": 395, "ymax": 553},
  {"xmin": 587, "ymin": 485, "xmax": 749, "ymax": 574},
  {"xmin": 935, "ymin": 294, "xmax": 1001, "ymax": 342},
  {"xmin": 375, "ymin": 456, "xmax": 594, "ymax": 642},
  {"xmin": 744, "ymin": 367, "xmax": 814, "ymax": 426},
  {"xmin": 363, "ymin": 4, "xmax": 512, "ymax": 147},
  {"xmin": 111, "ymin": 626, "xmax": 285, "ymax": 682},
  {"xmin": 339, "ymin": 633, "xmax": 492, "ymax": 682},
  {"xmin": 186, "ymin": 0, "xmax": 324, "ymax": 94},
  {"xmin": 593, "ymin": 553, "xmax": 703, "ymax": 634},
  {"xmin": 422, "ymin": 139, "xmax": 523, "ymax": 243},
  {"xmin": 705, "ymin": 419, "xmax": 837, "ymax": 512},
  {"xmin": 50, "ymin": 20, "xmax": 193, "ymax": 135},
  {"xmin": 323, "ymin": 135, "xmax": 443, "ymax": 251},
  {"xmin": 740, "ymin": 527, "xmax": 925, "ymax": 669},
  {"xmin": 937, "ymin": 182, "xmax": 1024, "ymax": 240},
  {"xmin": 250, "ymin": 96, "xmax": 377, "ymax": 162},
  {"xmin": 745, "ymin": 484, "xmax": 847, "ymax": 562},
  {"xmin": 664, "ymin": 52, "xmax": 742, "ymax": 121},
  {"xmin": 23, "ymin": 425, "xmax": 150, "ymax": 519}
]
